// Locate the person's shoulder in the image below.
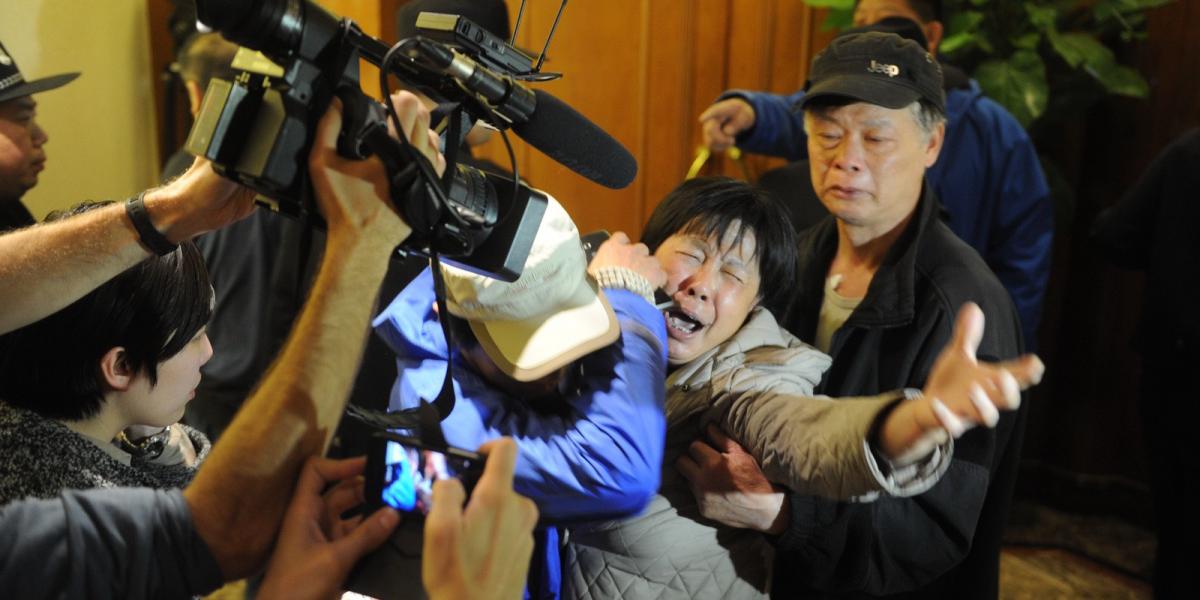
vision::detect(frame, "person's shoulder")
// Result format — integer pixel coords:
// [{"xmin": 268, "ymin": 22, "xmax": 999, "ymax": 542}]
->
[
  {"xmin": 951, "ymin": 83, "xmax": 1030, "ymax": 143},
  {"xmin": 917, "ymin": 222, "xmax": 1010, "ymax": 303},
  {"xmin": 720, "ymin": 310, "xmax": 831, "ymax": 393}
]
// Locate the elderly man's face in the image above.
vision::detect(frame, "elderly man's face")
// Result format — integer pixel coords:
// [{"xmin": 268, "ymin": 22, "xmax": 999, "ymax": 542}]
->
[
  {"xmin": 805, "ymin": 102, "xmax": 943, "ymax": 235},
  {"xmin": 0, "ymin": 96, "xmax": 48, "ymax": 201}
]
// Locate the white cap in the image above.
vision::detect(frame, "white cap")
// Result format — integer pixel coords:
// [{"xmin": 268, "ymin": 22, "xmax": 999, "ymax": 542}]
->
[{"xmin": 441, "ymin": 194, "xmax": 619, "ymax": 381}]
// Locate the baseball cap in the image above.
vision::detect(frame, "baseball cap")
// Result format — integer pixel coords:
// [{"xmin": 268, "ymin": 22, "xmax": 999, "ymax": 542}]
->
[
  {"xmin": 0, "ymin": 41, "xmax": 79, "ymax": 104},
  {"xmin": 441, "ymin": 194, "xmax": 619, "ymax": 382},
  {"xmin": 798, "ymin": 31, "xmax": 945, "ymax": 114}
]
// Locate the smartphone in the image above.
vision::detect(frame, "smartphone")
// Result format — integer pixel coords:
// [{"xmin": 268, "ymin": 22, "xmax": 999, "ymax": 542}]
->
[
  {"xmin": 365, "ymin": 431, "xmax": 486, "ymax": 517},
  {"xmin": 580, "ymin": 229, "xmax": 610, "ymax": 263}
]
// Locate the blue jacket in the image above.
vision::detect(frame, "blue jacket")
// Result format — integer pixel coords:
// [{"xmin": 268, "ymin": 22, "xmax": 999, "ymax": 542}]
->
[
  {"xmin": 372, "ymin": 268, "xmax": 669, "ymax": 598},
  {"xmin": 728, "ymin": 80, "xmax": 1053, "ymax": 348}
]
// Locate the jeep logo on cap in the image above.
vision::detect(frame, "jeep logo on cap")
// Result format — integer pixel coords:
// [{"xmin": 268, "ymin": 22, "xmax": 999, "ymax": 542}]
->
[{"xmin": 868, "ymin": 60, "xmax": 900, "ymax": 78}]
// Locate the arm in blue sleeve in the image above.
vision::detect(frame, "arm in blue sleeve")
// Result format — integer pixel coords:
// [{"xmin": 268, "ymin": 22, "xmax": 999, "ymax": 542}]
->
[
  {"xmin": 384, "ymin": 285, "xmax": 669, "ymax": 524},
  {"xmin": 490, "ymin": 290, "xmax": 668, "ymax": 522},
  {"xmin": 985, "ymin": 125, "xmax": 1053, "ymax": 347},
  {"xmin": 719, "ymin": 89, "xmax": 810, "ymax": 160}
]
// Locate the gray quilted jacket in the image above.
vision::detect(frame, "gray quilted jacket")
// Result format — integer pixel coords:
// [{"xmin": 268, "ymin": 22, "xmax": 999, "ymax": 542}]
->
[{"xmin": 563, "ymin": 308, "xmax": 950, "ymax": 599}]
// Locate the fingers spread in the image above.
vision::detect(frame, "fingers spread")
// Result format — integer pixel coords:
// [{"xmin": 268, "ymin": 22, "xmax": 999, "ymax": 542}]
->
[
  {"xmin": 930, "ymin": 396, "xmax": 967, "ymax": 438},
  {"xmin": 968, "ymin": 383, "xmax": 1001, "ymax": 428},
  {"xmin": 953, "ymin": 302, "xmax": 985, "ymax": 359}
]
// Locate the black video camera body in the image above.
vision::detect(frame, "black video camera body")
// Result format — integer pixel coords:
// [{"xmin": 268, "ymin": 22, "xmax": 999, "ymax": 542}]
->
[{"xmin": 187, "ymin": 0, "xmax": 544, "ymax": 281}]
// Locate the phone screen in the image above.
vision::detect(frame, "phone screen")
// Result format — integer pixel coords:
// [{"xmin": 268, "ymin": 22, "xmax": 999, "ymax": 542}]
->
[{"xmin": 370, "ymin": 434, "xmax": 484, "ymax": 516}]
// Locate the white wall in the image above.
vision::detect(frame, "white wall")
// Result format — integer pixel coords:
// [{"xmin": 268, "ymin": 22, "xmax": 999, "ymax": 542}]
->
[{"xmin": 0, "ymin": 0, "xmax": 159, "ymax": 219}]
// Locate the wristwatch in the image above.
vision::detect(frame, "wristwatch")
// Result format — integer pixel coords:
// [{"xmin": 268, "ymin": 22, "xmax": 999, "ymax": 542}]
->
[{"xmin": 115, "ymin": 426, "xmax": 171, "ymax": 462}]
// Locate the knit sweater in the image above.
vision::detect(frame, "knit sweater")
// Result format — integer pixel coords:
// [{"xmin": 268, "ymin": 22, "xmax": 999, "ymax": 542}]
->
[{"xmin": 0, "ymin": 401, "xmax": 210, "ymax": 504}]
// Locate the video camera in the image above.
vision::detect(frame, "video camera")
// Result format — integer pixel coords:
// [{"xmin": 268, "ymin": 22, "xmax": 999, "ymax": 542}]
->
[{"xmin": 187, "ymin": 0, "xmax": 628, "ymax": 281}]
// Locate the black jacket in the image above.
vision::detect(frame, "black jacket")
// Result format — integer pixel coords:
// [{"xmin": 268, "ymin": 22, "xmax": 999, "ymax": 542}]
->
[{"xmin": 773, "ymin": 184, "xmax": 1026, "ymax": 599}]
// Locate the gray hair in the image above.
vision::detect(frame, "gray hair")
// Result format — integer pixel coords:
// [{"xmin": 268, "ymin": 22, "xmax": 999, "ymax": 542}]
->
[
  {"xmin": 801, "ymin": 98, "xmax": 945, "ymax": 141},
  {"xmin": 909, "ymin": 99, "xmax": 947, "ymax": 141}
]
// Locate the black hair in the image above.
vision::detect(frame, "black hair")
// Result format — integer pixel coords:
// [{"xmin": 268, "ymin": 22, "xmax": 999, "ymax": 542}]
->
[
  {"xmin": 0, "ymin": 201, "xmax": 213, "ymax": 421},
  {"xmin": 641, "ymin": 177, "xmax": 799, "ymax": 318}
]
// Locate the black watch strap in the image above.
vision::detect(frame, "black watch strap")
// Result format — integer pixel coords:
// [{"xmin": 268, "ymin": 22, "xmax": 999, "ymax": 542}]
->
[{"xmin": 125, "ymin": 192, "xmax": 178, "ymax": 256}]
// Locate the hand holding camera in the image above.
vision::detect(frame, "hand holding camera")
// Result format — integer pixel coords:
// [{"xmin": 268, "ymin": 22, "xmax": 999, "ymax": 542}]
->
[{"xmin": 309, "ymin": 91, "xmax": 446, "ymax": 247}]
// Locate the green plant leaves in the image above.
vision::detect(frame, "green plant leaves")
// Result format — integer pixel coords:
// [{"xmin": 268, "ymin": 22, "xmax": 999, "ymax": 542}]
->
[
  {"xmin": 975, "ymin": 49, "xmax": 1050, "ymax": 127},
  {"xmin": 1048, "ymin": 32, "xmax": 1149, "ymax": 97},
  {"xmin": 941, "ymin": 10, "xmax": 990, "ymax": 55}
]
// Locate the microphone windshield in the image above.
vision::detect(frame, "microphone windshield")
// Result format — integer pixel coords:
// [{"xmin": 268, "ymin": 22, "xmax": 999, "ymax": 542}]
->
[{"xmin": 512, "ymin": 89, "xmax": 638, "ymax": 189}]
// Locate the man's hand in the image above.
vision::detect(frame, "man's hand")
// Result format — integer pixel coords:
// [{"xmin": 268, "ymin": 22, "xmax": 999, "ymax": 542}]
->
[
  {"xmin": 699, "ymin": 98, "xmax": 756, "ymax": 152},
  {"xmin": 879, "ymin": 303, "xmax": 1045, "ymax": 463},
  {"xmin": 309, "ymin": 91, "xmax": 447, "ymax": 246},
  {"xmin": 144, "ymin": 158, "xmax": 257, "ymax": 244},
  {"xmin": 677, "ymin": 424, "xmax": 789, "ymax": 534},
  {"xmin": 587, "ymin": 231, "xmax": 668, "ymax": 290},
  {"xmin": 423, "ymin": 438, "xmax": 538, "ymax": 600},
  {"xmin": 257, "ymin": 456, "xmax": 400, "ymax": 600}
]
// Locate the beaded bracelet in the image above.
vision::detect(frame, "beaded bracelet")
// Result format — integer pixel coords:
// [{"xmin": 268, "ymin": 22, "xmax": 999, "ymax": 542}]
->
[{"xmin": 590, "ymin": 266, "xmax": 656, "ymax": 305}]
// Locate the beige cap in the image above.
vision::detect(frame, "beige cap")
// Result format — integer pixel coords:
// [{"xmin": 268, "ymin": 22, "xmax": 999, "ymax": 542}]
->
[{"xmin": 441, "ymin": 194, "xmax": 619, "ymax": 381}]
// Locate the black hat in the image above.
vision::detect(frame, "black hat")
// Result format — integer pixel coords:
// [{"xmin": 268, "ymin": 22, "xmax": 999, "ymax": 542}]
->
[
  {"xmin": 799, "ymin": 31, "xmax": 944, "ymax": 115},
  {"xmin": 0, "ymin": 41, "xmax": 79, "ymax": 104}
]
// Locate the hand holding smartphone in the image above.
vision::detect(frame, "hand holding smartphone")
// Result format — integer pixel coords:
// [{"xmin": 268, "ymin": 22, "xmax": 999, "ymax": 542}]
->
[{"xmin": 365, "ymin": 432, "xmax": 486, "ymax": 517}]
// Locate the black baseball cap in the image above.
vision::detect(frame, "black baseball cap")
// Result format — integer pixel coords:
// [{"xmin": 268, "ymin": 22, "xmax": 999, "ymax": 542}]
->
[
  {"xmin": 0, "ymin": 41, "xmax": 79, "ymax": 104},
  {"xmin": 799, "ymin": 31, "xmax": 944, "ymax": 115}
]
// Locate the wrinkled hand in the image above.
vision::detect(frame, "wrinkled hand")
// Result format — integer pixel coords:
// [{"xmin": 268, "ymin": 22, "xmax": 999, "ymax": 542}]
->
[
  {"xmin": 423, "ymin": 438, "xmax": 538, "ymax": 600},
  {"xmin": 258, "ymin": 456, "xmax": 400, "ymax": 600},
  {"xmin": 309, "ymin": 91, "xmax": 446, "ymax": 245},
  {"xmin": 880, "ymin": 303, "xmax": 1046, "ymax": 462},
  {"xmin": 677, "ymin": 424, "xmax": 789, "ymax": 534},
  {"xmin": 699, "ymin": 98, "xmax": 756, "ymax": 152},
  {"xmin": 586, "ymin": 231, "xmax": 668, "ymax": 290}
]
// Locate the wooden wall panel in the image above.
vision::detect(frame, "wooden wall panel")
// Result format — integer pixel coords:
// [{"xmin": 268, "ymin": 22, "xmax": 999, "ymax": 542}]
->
[{"xmin": 467, "ymin": 1, "xmax": 830, "ymax": 238}]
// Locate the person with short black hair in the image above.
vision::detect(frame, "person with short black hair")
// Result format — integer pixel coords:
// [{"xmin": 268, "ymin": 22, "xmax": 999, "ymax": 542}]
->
[{"xmin": 0, "ymin": 200, "xmax": 214, "ymax": 504}]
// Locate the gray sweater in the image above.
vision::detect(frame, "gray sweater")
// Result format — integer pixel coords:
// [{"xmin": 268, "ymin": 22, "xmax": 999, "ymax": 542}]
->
[{"xmin": 0, "ymin": 401, "xmax": 210, "ymax": 505}]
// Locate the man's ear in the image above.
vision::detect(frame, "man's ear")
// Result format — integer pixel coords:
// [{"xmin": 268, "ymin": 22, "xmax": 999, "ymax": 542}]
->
[
  {"xmin": 99, "ymin": 347, "xmax": 134, "ymax": 391},
  {"xmin": 924, "ymin": 121, "xmax": 946, "ymax": 168}
]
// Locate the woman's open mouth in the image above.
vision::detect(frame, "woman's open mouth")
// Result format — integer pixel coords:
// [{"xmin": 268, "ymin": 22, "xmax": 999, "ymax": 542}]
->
[{"xmin": 665, "ymin": 307, "xmax": 704, "ymax": 337}]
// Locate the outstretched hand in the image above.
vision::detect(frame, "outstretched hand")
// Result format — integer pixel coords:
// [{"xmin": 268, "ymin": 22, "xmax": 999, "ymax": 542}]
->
[
  {"xmin": 699, "ymin": 98, "xmax": 756, "ymax": 152},
  {"xmin": 257, "ymin": 456, "xmax": 400, "ymax": 600},
  {"xmin": 422, "ymin": 438, "xmax": 539, "ymax": 600},
  {"xmin": 879, "ymin": 302, "xmax": 1045, "ymax": 463}
]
